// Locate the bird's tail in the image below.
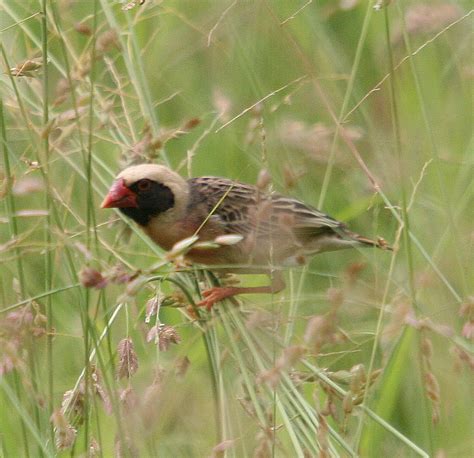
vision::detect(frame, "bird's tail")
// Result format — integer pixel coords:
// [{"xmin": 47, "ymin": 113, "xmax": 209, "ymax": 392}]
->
[{"xmin": 350, "ymin": 232, "xmax": 393, "ymax": 251}]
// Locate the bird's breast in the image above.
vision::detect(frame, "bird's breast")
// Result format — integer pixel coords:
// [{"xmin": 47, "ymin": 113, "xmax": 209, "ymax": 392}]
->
[
  {"xmin": 143, "ymin": 213, "xmax": 227, "ymax": 252},
  {"xmin": 143, "ymin": 218, "xmax": 197, "ymax": 251}
]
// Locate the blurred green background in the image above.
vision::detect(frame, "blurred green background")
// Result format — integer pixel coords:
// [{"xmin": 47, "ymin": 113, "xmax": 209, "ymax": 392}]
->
[{"xmin": 0, "ymin": 1, "xmax": 472, "ymax": 456}]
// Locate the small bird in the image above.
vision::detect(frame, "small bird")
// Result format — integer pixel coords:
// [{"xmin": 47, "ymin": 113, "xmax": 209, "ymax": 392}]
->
[{"xmin": 101, "ymin": 164, "xmax": 391, "ymax": 309}]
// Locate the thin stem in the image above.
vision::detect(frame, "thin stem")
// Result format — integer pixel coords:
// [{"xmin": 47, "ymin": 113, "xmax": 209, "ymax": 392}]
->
[
  {"xmin": 318, "ymin": 1, "xmax": 374, "ymax": 208},
  {"xmin": 1, "ymin": 89, "xmax": 34, "ymax": 458},
  {"xmin": 41, "ymin": 0, "xmax": 54, "ymax": 437}
]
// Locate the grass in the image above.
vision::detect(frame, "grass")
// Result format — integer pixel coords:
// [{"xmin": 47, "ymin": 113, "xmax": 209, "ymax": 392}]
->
[{"xmin": 0, "ymin": 0, "xmax": 473, "ymax": 456}]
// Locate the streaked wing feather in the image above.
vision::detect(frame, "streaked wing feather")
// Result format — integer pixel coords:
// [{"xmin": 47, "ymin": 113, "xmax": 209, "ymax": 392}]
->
[
  {"xmin": 270, "ymin": 195, "xmax": 342, "ymax": 229},
  {"xmin": 187, "ymin": 177, "xmax": 343, "ymax": 239},
  {"xmin": 188, "ymin": 177, "xmax": 256, "ymax": 236}
]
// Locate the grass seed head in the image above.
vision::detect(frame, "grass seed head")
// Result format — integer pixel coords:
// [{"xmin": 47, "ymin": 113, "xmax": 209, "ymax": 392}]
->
[
  {"xmin": 254, "ymin": 430, "xmax": 272, "ymax": 458},
  {"xmin": 344, "ymin": 261, "xmax": 366, "ymax": 285},
  {"xmin": 211, "ymin": 439, "xmax": 236, "ymax": 458},
  {"xmin": 0, "ymin": 340, "xmax": 19, "ymax": 375},
  {"xmin": 88, "ymin": 438, "xmax": 100, "ymax": 457},
  {"xmin": 79, "ymin": 267, "xmax": 108, "ymax": 289},
  {"xmin": 12, "ymin": 176, "xmax": 44, "ymax": 195},
  {"xmin": 459, "ymin": 297, "xmax": 474, "ymax": 339},
  {"xmin": 246, "ymin": 310, "xmax": 274, "ymax": 330},
  {"xmin": 117, "ymin": 338, "xmax": 139, "ymax": 379},
  {"xmin": 342, "ymin": 392, "xmax": 354, "ymax": 414},
  {"xmin": 213, "ymin": 88, "xmax": 232, "ymax": 122},
  {"xmin": 327, "ymin": 287, "xmax": 344, "ymax": 309},
  {"xmin": 97, "ymin": 29, "xmax": 119, "ymax": 54},
  {"xmin": 120, "ymin": 387, "xmax": 138, "ymax": 412},
  {"xmin": 157, "ymin": 325, "xmax": 181, "ymax": 351},
  {"xmin": 145, "ymin": 293, "xmax": 164, "ymax": 323},
  {"xmin": 91, "ymin": 366, "xmax": 113, "ymax": 414},
  {"xmin": 257, "ymin": 367, "xmax": 281, "ymax": 389},
  {"xmin": 141, "ymin": 369, "xmax": 165, "ymax": 425},
  {"xmin": 451, "ymin": 346, "xmax": 474, "ymax": 371},
  {"xmin": 257, "ymin": 168, "xmax": 271, "ymax": 190},
  {"xmin": 74, "ymin": 22, "xmax": 92, "ymax": 36},
  {"xmin": 459, "ymin": 297, "xmax": 474, "ymax": 318},
  {"xmin": 122, "ymin": 0, "xmax": 145, "ymax": 11},
  {"xmin": 421, "ymin": 336, "xmax": 433, "ymax": 359},
  {"xmin": 114, "ymin": 434, "xmax": 138, "ymax": 458},
  {"xmin": 146, "ymin": 325, "xmax": 159, "ymax": 344},
  {"xmin": 373, "ymin": 0, "xmax": 393, "ymax": 11},
  {"xmin": 51, "ymin": 410, "xmax": 76, "ymax": 450},
  {"xmin": 174, "ymin": 356, "xmax": 191, "ymax": 378},
  {"xmin": 349, "ymin": 364, "xmax": 367, "ymax": 394},
  {"xmin": 214, "ymin": 234, "xmax": 244, "ymax": 246},
  {"xmin": 282, "ymin": 164, "xmax": 305, "ymax": 190},
  {"xmin": 61, "ymin": 389, "xmax": 85, "ymax": 423},
  {"xmin": 276, "ymin": 345, "xmax": 306, "ymax": 370},
  {"xmin": 107, "ymin": 264, "xmax": 135, "ymax": 284},
  {"xmin": 10, "ymin": 59, "xmax": 43, "ymax": 77},
  {"xmin": 461, "ymin": 321, "xmax": 474, "ymax": 340},
  {"xmin": 184, "ymin": 117, "xmax": 201, "ymax": 131},
  {"xmin": 304, "ymin": 315, "xmax": 335, "ymax": 355}
]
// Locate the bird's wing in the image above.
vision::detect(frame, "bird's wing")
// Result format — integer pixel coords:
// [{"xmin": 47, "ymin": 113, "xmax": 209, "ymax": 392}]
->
[
  {"xmin": 269, "ymin": 194, "xmax": 342, "ymax": 229},
  {"xmin": 187, "ymin": 177, "xmax": 344, "ymax": 240},
  {"xmin": 187, "ymin": 177, "xmax": 260, "ymax": 237}
]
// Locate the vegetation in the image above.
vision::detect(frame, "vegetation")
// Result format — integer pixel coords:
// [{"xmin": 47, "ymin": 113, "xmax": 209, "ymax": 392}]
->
[{"xmin": 0, "ymin": 1, "xmax": 472, "ymax": 456}]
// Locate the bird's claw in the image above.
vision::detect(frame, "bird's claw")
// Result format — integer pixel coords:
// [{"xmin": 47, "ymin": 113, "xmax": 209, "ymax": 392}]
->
[{"xmin": 197, "ymin": 287, "xmax": 238, "ymax": 311}]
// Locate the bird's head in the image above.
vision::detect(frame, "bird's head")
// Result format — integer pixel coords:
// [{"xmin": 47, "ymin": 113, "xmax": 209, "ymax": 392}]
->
[{"xmin": 101, "ymin": 164, "xmax": 189, "ymax": 226}]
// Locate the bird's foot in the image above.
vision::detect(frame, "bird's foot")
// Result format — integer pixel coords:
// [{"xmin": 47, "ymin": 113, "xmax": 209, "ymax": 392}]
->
[{"xmin": 197, "ymin": 286, "xmax": 240, "ymax": 311}]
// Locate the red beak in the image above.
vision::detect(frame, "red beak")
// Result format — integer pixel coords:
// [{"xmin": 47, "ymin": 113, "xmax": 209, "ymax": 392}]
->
[{"xmin": 101, "ymin": 179, "xmax": 138, "ymax": 208}]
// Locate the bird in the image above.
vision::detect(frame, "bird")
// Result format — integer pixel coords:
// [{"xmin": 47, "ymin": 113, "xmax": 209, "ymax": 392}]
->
[{"xmin": 101, "ymin": 164, "xmax": 391, "ymax": 309}]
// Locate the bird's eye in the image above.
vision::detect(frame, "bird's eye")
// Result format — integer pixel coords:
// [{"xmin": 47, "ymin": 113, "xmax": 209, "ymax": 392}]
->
[{"xmin": 137, "ymin": 179, "xmax": 152, "ymax": 192}]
